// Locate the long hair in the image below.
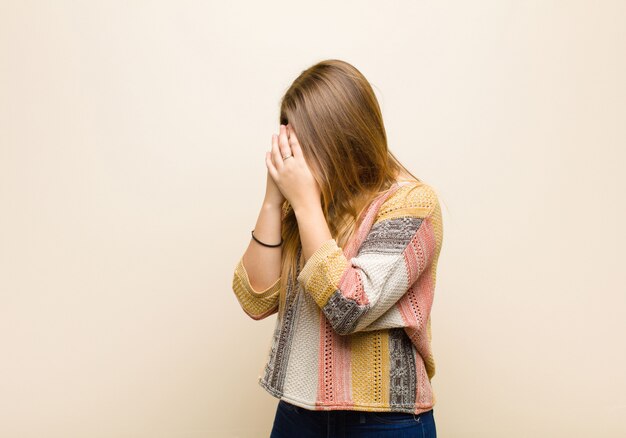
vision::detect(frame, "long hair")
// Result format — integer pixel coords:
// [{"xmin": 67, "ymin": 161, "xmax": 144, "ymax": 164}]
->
[{"xmin": 276, "ymin": 59, "xmax": 422, "ymax": 311}]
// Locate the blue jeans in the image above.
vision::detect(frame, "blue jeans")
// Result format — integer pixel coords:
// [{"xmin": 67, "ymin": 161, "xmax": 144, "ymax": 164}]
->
[{"xmin": 270, "ymin": 400, "xmax": 436, "ymax": 437}]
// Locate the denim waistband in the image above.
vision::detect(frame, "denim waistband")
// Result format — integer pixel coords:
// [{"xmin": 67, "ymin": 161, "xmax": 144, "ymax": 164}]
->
[{"xmin": 279, "ymin": 400, "xmax": 434, "ymax": 423}]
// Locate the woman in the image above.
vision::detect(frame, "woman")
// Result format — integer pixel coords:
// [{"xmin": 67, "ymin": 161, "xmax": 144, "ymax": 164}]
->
[{"xmin": 231, "ymin": 59, "xmax": 443, "ymax": 437}]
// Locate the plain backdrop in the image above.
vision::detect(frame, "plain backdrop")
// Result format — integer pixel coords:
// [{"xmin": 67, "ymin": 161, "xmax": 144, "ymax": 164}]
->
[{"xmin": 1, "ymin": 1, "xmax": 625, "ymax": 437}]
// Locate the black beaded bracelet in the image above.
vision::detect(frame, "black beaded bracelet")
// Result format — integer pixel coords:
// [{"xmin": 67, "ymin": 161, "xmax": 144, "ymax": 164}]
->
[{"xmin": 251, "ymin": 229, "xmax": 283, "ymax": 247}]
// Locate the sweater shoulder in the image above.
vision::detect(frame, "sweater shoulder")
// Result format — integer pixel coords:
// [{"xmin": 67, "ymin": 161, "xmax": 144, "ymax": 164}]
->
[{"xmin": 375, "ymin": 181, "xmax": 440, "ymax": 223}]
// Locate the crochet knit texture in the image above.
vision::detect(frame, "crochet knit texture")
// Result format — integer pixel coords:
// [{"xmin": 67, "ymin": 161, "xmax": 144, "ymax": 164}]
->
[{"xmin": 231, "ymin": 180, "xmax": 443, "ymax": 414}]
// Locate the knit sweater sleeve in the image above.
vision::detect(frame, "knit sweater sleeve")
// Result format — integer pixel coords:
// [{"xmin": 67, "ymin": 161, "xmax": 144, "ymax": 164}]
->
[
  {"xmin": 296, "ymin": 183, "xmax": 442, "ymax": 335},
  {"xmin": 232, "ymin": 256, "xmax": 281, "ymax": 320}
]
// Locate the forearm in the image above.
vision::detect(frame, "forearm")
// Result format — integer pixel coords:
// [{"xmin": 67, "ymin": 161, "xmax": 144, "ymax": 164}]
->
[
  {"xmin": 294, "ymin": 203, "xmax": 333, "ymax": 263},
  {"xmin": 241, "ymin": 198, "xmax": 283, "ymax": 294}
]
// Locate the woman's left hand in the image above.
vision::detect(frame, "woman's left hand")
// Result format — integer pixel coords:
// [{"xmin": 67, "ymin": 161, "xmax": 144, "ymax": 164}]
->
[{"xmin": 265, "ymin": 124, "xmax": 321, "ymax": 213}]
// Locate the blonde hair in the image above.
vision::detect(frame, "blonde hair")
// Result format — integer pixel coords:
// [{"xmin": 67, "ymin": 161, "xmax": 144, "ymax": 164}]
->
[{"xmin": 277, "ymin": 59, "xmax": 421, "ymax": 311}]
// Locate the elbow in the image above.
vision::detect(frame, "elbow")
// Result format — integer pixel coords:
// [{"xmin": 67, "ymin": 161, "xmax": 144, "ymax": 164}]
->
[
  {"xmin": 231, "ymin": 273, "xmax": 280, "ymax": 321},
  {"xmin": 322, "ymin": 296, "xmax": 371, "ymax": 336},
  {"xmin": 332, "ymin": 324, "xmax": 356, "ymax": 336},
  {"xmin": 241, "ymin": 304, "xmax": 278, "ymax": 321}
]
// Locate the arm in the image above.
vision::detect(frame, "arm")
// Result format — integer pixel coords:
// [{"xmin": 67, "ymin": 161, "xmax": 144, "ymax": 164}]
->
[
  {"xmin": 231, "ymin": 198, "xmax": 285, "ymax": 320},
  {"xmin": 232, "ymin": 255, "xmax": 281, "ymax": 320},
  {"xmin": 295, "ymin": 183, "xmax": 441, "ymax": 335}
]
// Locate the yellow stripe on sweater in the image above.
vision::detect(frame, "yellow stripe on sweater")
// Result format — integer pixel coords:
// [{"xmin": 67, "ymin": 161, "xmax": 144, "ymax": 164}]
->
[{"xmin": 350, "ymin": 330, "xmax": 391, "ymax": 409}]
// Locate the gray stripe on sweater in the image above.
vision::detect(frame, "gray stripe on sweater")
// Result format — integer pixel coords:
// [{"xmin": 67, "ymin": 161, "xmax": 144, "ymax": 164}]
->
[
  {"xmin": 388, "ymin": 327, "xmax": 417, "ymax": 407},
  {"xmin": 323, "ymin": 291, "xmax": 371, "ymax": 335},
  {"xmin": 358, "ymin": 216, "xmax": 423, "ymax": 255},
  {"xmin": 259, "ymin": 248, "xmax": 303, "ymax": 395}
]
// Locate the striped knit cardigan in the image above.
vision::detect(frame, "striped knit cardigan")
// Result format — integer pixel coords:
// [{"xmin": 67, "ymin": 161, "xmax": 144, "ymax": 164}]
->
[{"xmin": 231, "ymin": 180, "xmax": 443, "ymax": 414}]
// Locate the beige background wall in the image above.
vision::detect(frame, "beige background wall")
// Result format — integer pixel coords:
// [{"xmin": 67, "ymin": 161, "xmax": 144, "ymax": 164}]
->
[{"xmin": 1, "ymin": 1, "xmax": 624, "ymax": 437}]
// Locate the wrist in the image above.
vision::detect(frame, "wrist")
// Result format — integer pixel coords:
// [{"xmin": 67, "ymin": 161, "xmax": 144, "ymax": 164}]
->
[
  {"xmin": 262, "ymin": 198, "xmax": 284, "ymax": 210},
  {"xmin": 293, "ymin": 201, "xmax": 322, "ymax": 218}
]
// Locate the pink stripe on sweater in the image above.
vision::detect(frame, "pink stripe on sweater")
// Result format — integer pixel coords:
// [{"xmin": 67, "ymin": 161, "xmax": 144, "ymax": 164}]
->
[
  {"xmin": 334, "ymin": 330, "xmax": 353, "ymax": 407},
  {"xmin": 316, "ymin": 316, "xmax": 355, "ymax": 409}
]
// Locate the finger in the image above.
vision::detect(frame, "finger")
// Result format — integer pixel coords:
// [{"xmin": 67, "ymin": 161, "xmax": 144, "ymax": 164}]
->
[
  {"xmin": 287, "ymin": 125, "xmax": 303, "ymax": 159},
  {"xmin": 271, "ymin": 133, "xmax": 283, "ymax": 171},
  {"xmin": 278, "ymin": 124, "xmax": 293, "ymax": 160},
  {"xmin": 266, "ymin": 151, "xmax": 279, "ymax": 180},
  {"xmin": 287, "ymin": 125, "xmax": 298, "ymax": 148}
]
